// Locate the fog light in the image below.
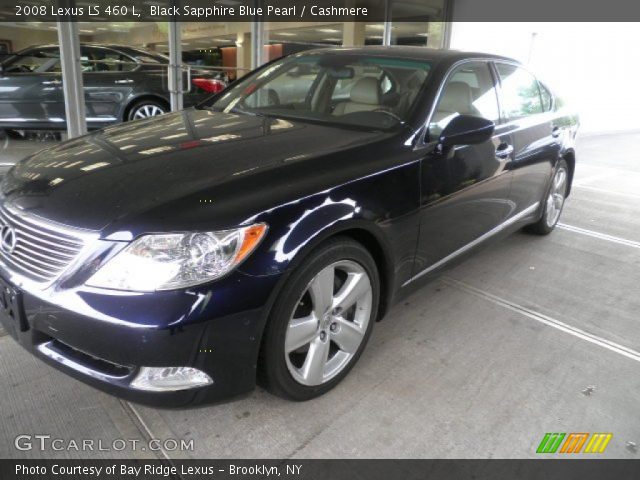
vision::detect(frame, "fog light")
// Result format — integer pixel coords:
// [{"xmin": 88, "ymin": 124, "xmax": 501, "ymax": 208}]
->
[{"xmin": 130, "ymin": 367, "xmax": 213, "ymax": 391}]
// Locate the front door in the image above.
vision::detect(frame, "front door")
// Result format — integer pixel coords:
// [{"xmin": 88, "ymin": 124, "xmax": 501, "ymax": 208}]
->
[
  {"xmin": 0, "ymin": 47, "xmax": 65, "ymax": 126},
  {"xmin": 412, "ymin": 61, "xmax": 514, "ymax": 279}
]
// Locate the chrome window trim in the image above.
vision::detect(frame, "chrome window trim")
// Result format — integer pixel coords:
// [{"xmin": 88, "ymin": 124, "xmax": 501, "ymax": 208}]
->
[
  {"xmin": 403, "ymin": 202, "xmax": 540, "ymax": 287},
  {"xmin": 417, "ymin": 56, "xmax": 506, "ymax": 148}
]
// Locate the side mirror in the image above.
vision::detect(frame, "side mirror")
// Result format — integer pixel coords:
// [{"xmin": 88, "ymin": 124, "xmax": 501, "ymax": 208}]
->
[{"xmin": 438, "ymin": 114, "xmax": 495, "ymax": 148}]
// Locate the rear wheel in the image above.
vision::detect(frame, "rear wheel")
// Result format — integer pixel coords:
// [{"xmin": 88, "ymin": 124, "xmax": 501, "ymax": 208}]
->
[
  {"xmin": 260, "ymin": 237, "xmax": 379, "ymax": 401},
  {"xmin": 126, "ymin": 99, "xmax": 168, "ymax": 121},
  {"xmin": 525, "ymin": 159, "xmax": 569, "ymax": 235}
]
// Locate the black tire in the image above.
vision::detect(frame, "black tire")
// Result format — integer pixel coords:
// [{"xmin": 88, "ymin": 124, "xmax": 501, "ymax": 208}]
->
[
  {"xmin": 525, "ymin": 159, "xmax": 569, "ymax": 235},
  {"xmin": 126, "ymin": 98, "xmax": 168, "ymax": 122},
  {"xmin": 259, "ymin": 237, "xmax": 380, "ymax": 401}
]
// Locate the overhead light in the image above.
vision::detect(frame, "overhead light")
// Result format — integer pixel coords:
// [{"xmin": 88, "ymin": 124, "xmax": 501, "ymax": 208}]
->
[
  {"xmin": 323, "ymin": 38, "xmax": 342, "ymax": 42},
  {"xmin": 416, "ymin": 33, "xmax": 429, "ymax": 37},
  {"xmin": 316, "ymin": 28, "xmax": 340, "ymax": 33},
  {"xmin": 366, "ymin": 24, "xmax": 396, "ymax": 31},
  {"xmin": 80, "ymin": 162, "xmax": 110, "ymax": 172},
  {"xmin": 276, "ymin": 32, "xmax": 296, "ymax": 37},
  {"xmin": 80, "ymin": 29, "xmax": 94, "ymax": 33},
  {"xmin": 97, "ymin": 27, "xmax": 108, "ymax": 31}
]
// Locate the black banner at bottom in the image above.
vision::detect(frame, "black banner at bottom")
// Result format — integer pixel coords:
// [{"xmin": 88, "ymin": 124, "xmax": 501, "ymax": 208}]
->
[{"xmin": 2, "ymin": 459, "xmax": 640, "ymax": 480}]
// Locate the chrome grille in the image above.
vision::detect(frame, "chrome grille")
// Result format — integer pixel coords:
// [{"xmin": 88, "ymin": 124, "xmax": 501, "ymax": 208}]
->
[{"xmin": 0, "ymin": 205, "xmax": 88, "ymax": 282}]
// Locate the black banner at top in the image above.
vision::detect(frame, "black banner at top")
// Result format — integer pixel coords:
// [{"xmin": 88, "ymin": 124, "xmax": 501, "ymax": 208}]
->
[
  {"xmin": 6, "ymin": 0, "xmax": 387, "ymax": 22},
  {"xmin": 3, "ymin": 0, "xmax": 640, "ymax": 22}
]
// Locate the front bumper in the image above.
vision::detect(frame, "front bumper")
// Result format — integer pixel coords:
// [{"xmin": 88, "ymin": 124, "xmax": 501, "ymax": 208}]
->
[{"xmin": 0, "ymin": 268, "xmax": 281, "ymax": 407}]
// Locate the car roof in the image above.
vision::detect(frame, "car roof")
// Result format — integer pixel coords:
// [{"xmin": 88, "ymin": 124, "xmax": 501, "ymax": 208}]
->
[
  {"xmin": 19, "ymin": 44, "xmax": 166, "ymax": 58},
  {"xmin": 296, "ymin": 46, "xmax": 518, "ymax": 65}
]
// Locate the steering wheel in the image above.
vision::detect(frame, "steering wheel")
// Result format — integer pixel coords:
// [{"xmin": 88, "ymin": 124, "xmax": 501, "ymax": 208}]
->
[{"xmin": 373, "ymin": 108, "xmax": 403, "ymax": 122}]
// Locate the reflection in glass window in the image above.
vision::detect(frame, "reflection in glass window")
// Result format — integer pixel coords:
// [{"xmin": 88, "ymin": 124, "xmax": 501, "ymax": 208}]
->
[
  {"xmin": 496, "ymin": 63, "xmax": 543, "ymax": 119},
  {"xmin": 81, "ymin": 48, "xmax": 137, "ymax": 73},
  {"xmin": 208, "ymin": 53, "xmax": 431, "ymax": 131},
  {"xmin": 3, "ymin": 48, "xmax": 60, "ymax": 73},
  {"xmin": 430, "ymin": 62, "xmax": 499, "ymax": 138},
  {"xmin": 539, "ymin": 83, "xmax": 553, "ymax": 112}
]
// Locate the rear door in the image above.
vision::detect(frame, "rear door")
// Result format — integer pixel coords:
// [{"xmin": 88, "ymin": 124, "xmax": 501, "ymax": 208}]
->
[
  {"xmin": 493, "ymin": 62, "xmax": 561, "ymax": 214},
  {"xmin": 413, "ymin": 60, "xmax": 514, "ymax": 277},
  {"xmin": 81, "ymin": 46, "xmax": 140, "ymax": 125},
  {"xmin": 0, "ymin": 47, "xmax": 65, "ymax": 126}
]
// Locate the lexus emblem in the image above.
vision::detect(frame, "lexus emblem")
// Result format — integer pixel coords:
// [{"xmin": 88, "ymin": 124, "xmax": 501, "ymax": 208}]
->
[{"xmin": 0, "ymin": 224, "xmax": 16, "ymax": 254}]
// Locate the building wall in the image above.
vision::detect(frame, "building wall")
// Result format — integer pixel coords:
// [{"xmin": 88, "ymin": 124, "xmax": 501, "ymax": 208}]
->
[
  {"xmin": 0, "ymin": 25, "xmax": 59, "ymax": 52},
  {"xmin": 449, "ymin": 19, "xmax": 640, "ymax": 133}
]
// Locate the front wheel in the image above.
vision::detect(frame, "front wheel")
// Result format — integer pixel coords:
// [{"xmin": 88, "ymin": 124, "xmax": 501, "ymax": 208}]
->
[
  {"xmin": 259, "ymin": 237, "xmax": 380, "ymax": 401},
  {"xmin": 525, "ymin": 159, "xmax": 569, "ymax": 235}
]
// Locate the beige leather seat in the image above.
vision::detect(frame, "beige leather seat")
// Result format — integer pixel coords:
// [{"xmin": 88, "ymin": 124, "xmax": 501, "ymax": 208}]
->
[
  {"xmin": 333, "ymin": 77, "xmax": 381, "ymax": 116},
  {"xmin": 431, "ymin": 81, "xmax": 478, "ymax": 124}
]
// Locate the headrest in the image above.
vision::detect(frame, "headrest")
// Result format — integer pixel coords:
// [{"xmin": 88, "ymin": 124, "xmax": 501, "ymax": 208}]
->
[
  {"xmin": 439, "ymin": 81, "xmax": 474, "ymax": 114},
  {"xmin": 350, "ymin": 77, "xmax": 380, "ymax": 105}
]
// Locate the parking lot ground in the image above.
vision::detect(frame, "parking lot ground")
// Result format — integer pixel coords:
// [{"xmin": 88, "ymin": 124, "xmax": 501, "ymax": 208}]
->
[{"xmin": 1, "ymin": 131, "xmax": 639, "ymax": 459}]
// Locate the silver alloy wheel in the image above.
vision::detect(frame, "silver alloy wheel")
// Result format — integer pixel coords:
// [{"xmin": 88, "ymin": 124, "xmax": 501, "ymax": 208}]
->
[
  {"xmin": 284, "ymin": 260, "xmax": 373, "ymax": 386},
  {"xmin": 131, "ymin": 104, "xmax": 166, "ymax": 120},
  {"xmin": 545, "ymin": 166, "xmax": 568, "ymax": 227}
]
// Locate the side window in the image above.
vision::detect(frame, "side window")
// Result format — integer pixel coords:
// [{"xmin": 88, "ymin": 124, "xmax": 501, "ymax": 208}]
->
[
  {"xmin": 496, "ymin": 63, "xmax": 543, "ymax": 119},
  {"xmin": 244, "ymin": 62, "xmax": 322, "ymax": 108},
  {"xmin": 81, "ymin": 48, "xmax": 136, "ymax": 73},
  {"xmin": 429, "ymin": 61, "xmax": 499, "ymax": 138},
  {"xmin": 3, "ymin": 48, "xmax": 60, "ymax": 73},
  {"xmin": 539, "ymin": 82, "xmax": 553, "ymax": 112},
  {"xmin": 131, "ymin": 53, "xmax": 163, "ymax": 65}
]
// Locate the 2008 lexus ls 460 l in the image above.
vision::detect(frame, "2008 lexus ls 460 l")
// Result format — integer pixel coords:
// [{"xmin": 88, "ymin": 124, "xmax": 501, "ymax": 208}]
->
[{"xmin": 0, "ymin": 48, "xmax": 578, "ymax": 406}]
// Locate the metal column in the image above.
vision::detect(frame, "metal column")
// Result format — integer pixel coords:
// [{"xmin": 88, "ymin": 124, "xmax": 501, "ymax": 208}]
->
[
  {"xmin": 382, "ymin": 0, "xmax": 393, "ymax": 46},
  {"xmin": 250, "ymin": 19, "xmax": 264, "ymax": 69},
  {"xmin": 168, "ymin": 20, "xmax": 183, "ymax": 111},
  {"xmin": 57, "ymin": 20, "xmax": 86, "ymax": 138}
]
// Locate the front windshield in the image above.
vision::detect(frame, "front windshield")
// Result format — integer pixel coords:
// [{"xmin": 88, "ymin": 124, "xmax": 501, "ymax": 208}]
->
[{"xmin": 205, "ymin": 53, "xmax": 432, "ymax": 130}]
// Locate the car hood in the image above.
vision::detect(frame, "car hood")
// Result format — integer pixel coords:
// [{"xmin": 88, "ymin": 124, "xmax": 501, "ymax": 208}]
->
[{"xmin": 0, "ymin": 108, "xmax": 391, "ymax": 235}]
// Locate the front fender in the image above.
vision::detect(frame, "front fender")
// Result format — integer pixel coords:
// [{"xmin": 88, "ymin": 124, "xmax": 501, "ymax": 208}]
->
[
  {"xmin": 237, "ymin": 158, "xmax": 421, "ymax": 300},
  {"xmin": 239, "ymin": 191, "xmax": 393, "ymax": 276}
]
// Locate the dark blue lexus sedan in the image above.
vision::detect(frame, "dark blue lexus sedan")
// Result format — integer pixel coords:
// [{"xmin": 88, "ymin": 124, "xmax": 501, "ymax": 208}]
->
[{"xmin": 0, "ymin": 47, "xmax": 578, "ymax": 406}]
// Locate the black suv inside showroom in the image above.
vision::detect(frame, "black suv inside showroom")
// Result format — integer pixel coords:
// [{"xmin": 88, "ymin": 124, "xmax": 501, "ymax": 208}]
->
[{"xmin": 0, "ymin": 0, "xmax": 639, "ymax": 478}]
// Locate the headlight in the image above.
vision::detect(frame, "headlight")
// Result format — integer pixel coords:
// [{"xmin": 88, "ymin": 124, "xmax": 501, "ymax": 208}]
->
[{"xmin": 87, "ymin": 224, "xmax": 267, "ymax": 291}]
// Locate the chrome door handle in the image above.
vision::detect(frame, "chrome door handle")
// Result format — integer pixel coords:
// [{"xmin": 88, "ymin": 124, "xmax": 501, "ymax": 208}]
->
[
  {"xmin": 551, "ymin": 126, "xmax": 561, "ymax": 138},
  {"xmin": 495, "ymin": 144, "xmax": 514, "ymax": 158},
  {"xmin": 114, "ymin": 79, "xmax": 134, "ymax": 84},
  {"xmin": 41, "ymin": 80, "xmax": 62, "ymax": 86}
]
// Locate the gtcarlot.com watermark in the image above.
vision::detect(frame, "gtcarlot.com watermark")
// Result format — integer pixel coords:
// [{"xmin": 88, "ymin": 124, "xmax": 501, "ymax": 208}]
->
[{"xmin": 15, "ymin": 434, "xmax": 194, "ymax": 452}]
